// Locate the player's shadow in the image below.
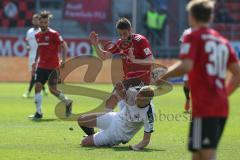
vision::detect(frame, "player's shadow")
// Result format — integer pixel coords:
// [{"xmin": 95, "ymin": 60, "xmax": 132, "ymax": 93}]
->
[
  {"xmin": 112, "ymin": 146, "xmax": 166, "ymax": 152},
  {"xmin": 31, "ymin": 118, "xmax": 59, "ymax": 122}
]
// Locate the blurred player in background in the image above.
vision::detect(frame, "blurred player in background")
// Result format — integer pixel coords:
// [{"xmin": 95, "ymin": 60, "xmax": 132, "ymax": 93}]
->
[
  {"xmin": 28, "ymin": 11, "xmax": 72, "ymax": 120},
  {"xmin": 78, "ymin": 85, "xmax": 154, "ymax": 151},
  {"xmin": 162, "ymin": 0, "xmax": 240, "ymax": 159},
  {"xmin": 82, "ymin": 17, "xmax": 154, "ymax": 136},
  {"xmin": 179, "ymin": 28, "xmax": 192, "ymax": 113},
  {"xmin": 22, "ymin": 14, "xmax": 48, "ymax": 98}
]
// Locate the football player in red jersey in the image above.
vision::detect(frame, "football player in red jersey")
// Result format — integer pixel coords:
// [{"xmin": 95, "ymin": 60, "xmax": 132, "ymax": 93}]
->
[
  {"xmin": 28, "ymin": 11, "xmax": 72, "ymax": 120},
  {"xmin": 79, "ymin": 18, "xmax": 154, "ymax": 136},
  {"xmin": 163, "ymin": 0, "xmax": 240, "ymax": 160}
]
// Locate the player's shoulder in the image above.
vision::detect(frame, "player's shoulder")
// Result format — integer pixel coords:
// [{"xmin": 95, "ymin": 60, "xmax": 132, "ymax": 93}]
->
[
  {"xmin": 200, "ymin": 28, "xmax": 230, "ymax": 44},
  {"xmin": 132, "ymin": 34, "xmax": 148, "ymax": 42},
  {"xmin": 180, "ymin": 28, "xmax": 192, "ymax": 42},
  {"xmin": 183, "ymin": 28, "xmax": 192, "ymax": 36},
  {"xmin": 48, "ymin": 28, "xmax": 60, "ymax": 35},
  {"xmin": 27, "ymin": 27, "xmax": 34, "ymax": 34}
]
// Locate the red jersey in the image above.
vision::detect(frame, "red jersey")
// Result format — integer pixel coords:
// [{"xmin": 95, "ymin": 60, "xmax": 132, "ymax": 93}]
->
[
  {"xmin": 35, "ymin": 28, "xmax": 63, "ymax": 69},
  {"xmin": 179, "ymin": 27, "xmax": 238, "ymax": 118},
  {"xmin": 111, "ymin": 34, "xmax": 152, "ymax": 83}
]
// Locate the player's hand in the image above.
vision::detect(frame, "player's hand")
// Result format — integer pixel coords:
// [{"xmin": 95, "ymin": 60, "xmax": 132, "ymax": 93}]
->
[
  {"xmin": 129, "ymin": 145, "xmax": 142, "ymax": 151},
  {"xmin": 60, "ymin": 60, "xmax": 65, "ymax": 68},
  {"xmin": 128, "ymin": 48, "xmax": 135, "ymax": 62},
  {"xmin": 115, "ymin": 81, "xmax": 126, "ymax": 99},
  {"xmin": 89, "ymin": 31, "xmax": 99, "ymax": 45},
  {"xmin": 26, "ymin": 45, "xmax": 31, "ymax": 51},
  {"xmin": 31, "ymin": 62, "xmax": 36, "ymax": 75}
]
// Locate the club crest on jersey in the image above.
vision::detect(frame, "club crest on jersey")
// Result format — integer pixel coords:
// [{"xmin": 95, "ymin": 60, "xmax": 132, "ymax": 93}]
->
[{"xmin": 45, "ymin": 36, "xmax": 49, "ymax": 41}]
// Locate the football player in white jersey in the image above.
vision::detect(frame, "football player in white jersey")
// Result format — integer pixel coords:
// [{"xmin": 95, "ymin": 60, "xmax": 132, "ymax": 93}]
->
[
  {"xmin": 23, "ymin": 14, "xmax": 48, "ymax": 98},
  {"xmin": 78, "ymin": 84, "xmax": 155, "ymax": 151},
  {"xmin": 179, "ymin": 28, "xmax": 192, "ymax": 112}
]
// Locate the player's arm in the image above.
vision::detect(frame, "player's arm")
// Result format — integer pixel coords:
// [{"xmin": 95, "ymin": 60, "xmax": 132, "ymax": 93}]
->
[
  {"xmin": 162, "ymin": 59, "xmax": 193, "ymax": 80},
  {"xmin": 128, "ymin": 37, "xmax": 154, "ymax": 64},
  {"xmin": 129, "ymin": 132, "xmax": 151, "ymax": 151},
  {"xmin": 31, "ymin": 47, "xmax": 39, "ymax": 74},
  {"xmin": 25, "ymin": 31, "xmax": 30, "ymax": 51},
  {"xmin": 226, "ymin": 62, "xmax": 240, "ymax": 96},
  {"xmin": 129, "ymin": 48, "xmax": 154, "ymax": 64},
  {"xmin": 60, "ymin": 41, "xmax": 68, "ymax": 65},
  {"xmin": 89, "ymin": 31, "xmax": 112, "ymax": 60}
]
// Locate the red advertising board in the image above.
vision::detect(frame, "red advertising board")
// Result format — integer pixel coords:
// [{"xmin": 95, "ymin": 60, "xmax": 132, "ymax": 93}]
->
[
  {"xmin": 0, "ymin": 0, "xmax": 35, "ymax": 27},
  {"xmin": 0, "ymin": 35, "xmax": 94, "ymax": 57},
  {"xmin": 63, "ymin": 0, "xmax": 112, "ymax": 23}
]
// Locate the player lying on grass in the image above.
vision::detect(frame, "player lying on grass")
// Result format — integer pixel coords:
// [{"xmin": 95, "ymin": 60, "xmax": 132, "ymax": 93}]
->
[{"xmin": 78, "ymin": 84, "xmax": 155, "ymax": 151}]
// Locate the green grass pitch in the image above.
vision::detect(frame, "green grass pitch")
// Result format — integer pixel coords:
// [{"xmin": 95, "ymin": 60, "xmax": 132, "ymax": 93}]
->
[{"xmin": 0, "ymin": 83, "xmax": 239, "ymax": 160}]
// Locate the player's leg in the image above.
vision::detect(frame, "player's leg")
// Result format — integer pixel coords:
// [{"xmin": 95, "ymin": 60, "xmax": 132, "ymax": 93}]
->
[
  {"xmin": 42, "ymin": 85, "xmax": 48, "ymax": 96},
  {"xmin": 189, "ymin": 118, "xmax": 226, "ymax": 160},
  {"xmin": 81, "ymin": 113, "xmax": 119, "ymax": 147},
  {"xmin": 23, "ymin": 59, "xmax": 35, "ymax": 98},
  {"xmin": 183, "ymin": 75, "xmax": 190, "ymax": 112},
  {"xmin": 28, "ymin": 74, "xmax": 35, "ymax": 93},
  {"xmin": 81, "ymin": 135, "xmax": 95, "ymax": 146},
  {"xmin": 78, "ymin": 112, "xmax": 116, "ymax": 136},
  {"xmin": 48, "ymin": 70, "xmax": 73, "ymax": 117},
  {"xmin": 77, "ymin": 114, "xmax": 97, "ymax": 136},
  {"xmin": 23, "ymin": 74, "xmax": 35, "ymax": 98},
  {"xmin": 29, "ymin": 68, "xmax": 47, "ymax": 119}
]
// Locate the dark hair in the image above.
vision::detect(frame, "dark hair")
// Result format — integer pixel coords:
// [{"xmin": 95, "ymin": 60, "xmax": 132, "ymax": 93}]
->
[
  {"xmin": 116, "ymin": 17, "xmax": 131, "ymax": 30},
  {"xmin": 187, "ymin": 0, "xmax": 215, "ymax": 23},
  {"xmin": 39, "ymin": 10, "xmax": 53, "ymax": 20}
]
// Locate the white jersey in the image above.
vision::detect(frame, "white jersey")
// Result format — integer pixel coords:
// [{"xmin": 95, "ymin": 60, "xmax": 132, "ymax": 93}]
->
[
  {"xmin": 117, "ymin": 101, "xmax": 155, "ymax": 137},
  {"xmin": 94, "ymin": 87, "xmax": 154, "ymax": 146},
  {"xmin": 180, "ymin": 28, "xmax": 192, "ymax": 80},
  {"xmin": 26, "ymin": 27, "xmax": 40, "ymax": 59},
  {"xmin": 26, "ymin": 27, "xmax": 40, "ymax": 71}
]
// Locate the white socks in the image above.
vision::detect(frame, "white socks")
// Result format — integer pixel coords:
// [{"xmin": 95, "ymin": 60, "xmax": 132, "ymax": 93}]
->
[
  {"xmin": 35, "ymin": 92, "xmax": 42, "ymax": 114},
  {"xmin": 57, "ymin": 92, "xmax": 70, "ymax": 105}
]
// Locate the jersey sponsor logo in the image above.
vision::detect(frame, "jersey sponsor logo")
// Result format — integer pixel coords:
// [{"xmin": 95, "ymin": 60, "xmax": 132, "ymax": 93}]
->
[
  {"xmin": 144, "ymin": 48, "xmax": 151, "ymax": 56},
  {"xmin": 180, "ymin": 43, "xmax": 190, "ymax": 55}
]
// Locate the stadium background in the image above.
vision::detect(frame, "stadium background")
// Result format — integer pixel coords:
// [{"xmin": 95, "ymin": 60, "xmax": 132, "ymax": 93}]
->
[{"xmin": 0, "ymin": 0, "xmax": 240, "ymax": 82}]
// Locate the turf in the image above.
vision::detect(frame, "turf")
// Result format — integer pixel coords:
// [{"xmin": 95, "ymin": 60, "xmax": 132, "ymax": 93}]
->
[{"xmin": 0, "ymin": 83, "xmax": 239, "ymax": 160}]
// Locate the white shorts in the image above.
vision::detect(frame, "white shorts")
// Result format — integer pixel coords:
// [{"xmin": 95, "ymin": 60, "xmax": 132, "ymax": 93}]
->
[
  {"xmin": 93, "ymin": 112, "xmax": 130, "ymax": 146},
  {"xmin": 183, "ymin": 74, "xmax": 189, "ymax": 81}
]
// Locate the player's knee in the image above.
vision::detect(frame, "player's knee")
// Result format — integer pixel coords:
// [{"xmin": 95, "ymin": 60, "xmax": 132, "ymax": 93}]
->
[
  {"xmin": 199, "ymin": 149, "xmax": 216, "ymax": 160},
  {"xmin": 35, "ymin": 82, "xmax": 42, "ymax": 92},
  {"xmin": 81, "ymin": 136, "xmax": 94, "ymax": 147},
  {"xmin": 77, "ymin": 116, "xmax": 88, "ymax": 126}
]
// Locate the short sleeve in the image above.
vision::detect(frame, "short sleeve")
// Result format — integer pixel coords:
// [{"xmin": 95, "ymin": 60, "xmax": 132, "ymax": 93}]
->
[
  {"xmin": 26, "ymin": 30, "xmax": 30, "ymax": 41},
  {"xmin": 35, "ymin": 34, "xmax": 39, "ymax": 43},
  {"xmin": 139, "ymin": 38, "xmax": 152, "ymax": 58},
  {"xmin": 54, "ymin": 32, "xmax": 63, "ymax": 45},
  {"xmin": 179, "ymin": 34, "xmax": 197, "ymax": 61},
  {"xmin": 143, "ymin": 106, "xmax": 154, "ymax": 133},
  {"xmin": 227, "ymin": 43, "xmax": 239, "ymax": 66}
]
